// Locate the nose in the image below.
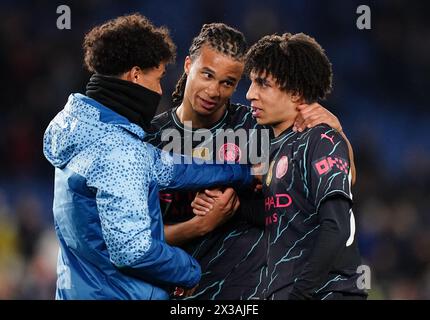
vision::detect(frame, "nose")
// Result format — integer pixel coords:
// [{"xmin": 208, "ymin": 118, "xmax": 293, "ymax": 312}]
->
[
  {"xmin": 246, "ymin": 82, "xmax": 257, "ymax": 101},
  {"xmin": 205, "ymin": 82, "xmax": 220, "ymax": 98}
]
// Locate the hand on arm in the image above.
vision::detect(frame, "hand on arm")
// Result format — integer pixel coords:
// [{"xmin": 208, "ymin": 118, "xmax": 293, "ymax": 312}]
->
[
  {"xmin": 193, "ymin": 186, "xmax": 265, "ymax": 228},
  {"xmin": 165, "ymin": 188, "xmax": 239, "ymax": 246},
  {"xmin": 191, "ymin": 189, "xmax": 220, "ymax": 216},
  {"xmin": 294, "ymin": 103, "xmax": 342, "ymax": 132},
  {"xmin": 191, "ymin": 188, "xmax": 240, "ymax": 218}
]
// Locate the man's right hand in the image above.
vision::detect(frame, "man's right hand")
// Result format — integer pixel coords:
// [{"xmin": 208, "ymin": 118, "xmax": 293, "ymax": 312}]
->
[
  {"xmin": 191, "ymin": 189, "xmax": 219, "ymax": 215},
  {"xmin": 190, "ymin": 188, "xmax": 239, "ymax": 234},
  {"xmin": 165, "ymin": 188, "xmax": 240, "ymax": 245}
]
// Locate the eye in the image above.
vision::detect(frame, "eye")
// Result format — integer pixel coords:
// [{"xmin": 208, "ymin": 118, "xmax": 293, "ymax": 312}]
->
[
  {"xmin": 222, "ymin": 80, "xmax": 235, "ymax": 88},
  {"xmin": 202, "ymin": 71, "xmax": 213, "ymax": 79},
  {"xmin": 256, "ymin": 78, "xmax": 270, "ymax": 88}
]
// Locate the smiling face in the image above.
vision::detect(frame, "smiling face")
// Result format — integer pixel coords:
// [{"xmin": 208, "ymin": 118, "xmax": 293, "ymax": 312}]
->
[
  {"xmin": 246, "ymin": 71, "xmax": 299, "ymax": 136},
  {"xmin": 182, "ymin": 45, "xmax": 244, "ymax": 124}
]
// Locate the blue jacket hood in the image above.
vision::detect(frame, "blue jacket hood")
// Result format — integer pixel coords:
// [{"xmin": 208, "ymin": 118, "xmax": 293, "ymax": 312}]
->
[{"xmin": 43, "ymin": 93, "xmax": 145, "ymax": 169}]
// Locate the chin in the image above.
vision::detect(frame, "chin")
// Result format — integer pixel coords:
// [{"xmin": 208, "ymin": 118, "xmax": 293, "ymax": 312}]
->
[
  {"xmin": 194, "ymin": 107, "xmax": 213, "ymax": 116},
  {"xmin": 256, "ymin": 118, "xmax": 267, "ymax": 125},
  {"xmin": 195, "ymin": 104, "xmax": 220, "ymax": 116}
]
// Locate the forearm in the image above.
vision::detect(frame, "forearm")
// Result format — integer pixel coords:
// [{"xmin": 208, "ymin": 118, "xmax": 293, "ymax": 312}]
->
[
  {"xmin": 290, "ymin": 197, "xmax": 351, "ymax": 299},
  {"xmin": 165, "ymin": 205, "xmax": 235, "ymax": 246},
  {"xmin": 118, "ymin": 238, "xmax": 201, "ymax": 289},
  {"xmin": 96, "ymin": 192, "xmax": 200, "ymax": 288},
  {"xmin": 167, "ymin": 156, "xmax": 252, "ymax": 190},
  {"xmin": 164, "ymin": 219, "xmax": 205, "ymax": 246},
  {"xmin": 338, "ymin": 130, "xmax": 356, "ymax": 185}
]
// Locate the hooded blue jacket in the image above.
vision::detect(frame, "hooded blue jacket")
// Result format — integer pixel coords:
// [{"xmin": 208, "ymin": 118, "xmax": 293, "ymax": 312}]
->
[{"xmin": 43, "ymin": 93, "xmax": 252, "ymax": 299}]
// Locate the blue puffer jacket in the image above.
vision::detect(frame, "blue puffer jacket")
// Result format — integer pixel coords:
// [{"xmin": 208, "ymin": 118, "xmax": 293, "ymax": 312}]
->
[{"xmin": 43, "ymin": 93, "xmax": 252, "ymax": 299}]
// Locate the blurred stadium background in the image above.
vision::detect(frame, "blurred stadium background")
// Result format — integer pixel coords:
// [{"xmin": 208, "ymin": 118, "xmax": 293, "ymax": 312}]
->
[{"xmin": 0, "ymin": 0, "xmax": 429, "ymax": 299}]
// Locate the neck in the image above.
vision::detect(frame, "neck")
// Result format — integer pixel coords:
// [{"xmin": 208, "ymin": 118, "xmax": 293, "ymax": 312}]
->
[
  {"xmin": 85, "ymin": 74, "xmax": 160, "ymax": 131},
  {"xmin": 176, "ymin": 100, "xmax": 226, "ymax": 129},
  {"xmin": 272, "ymin": 118, "xmax": 295, "ymax": 137}
]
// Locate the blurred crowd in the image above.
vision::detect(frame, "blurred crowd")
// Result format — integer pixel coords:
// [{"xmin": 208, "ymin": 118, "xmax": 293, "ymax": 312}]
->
[{"xmin": 0, "ymin": 0, "xmax": 429, "ymax": 299}]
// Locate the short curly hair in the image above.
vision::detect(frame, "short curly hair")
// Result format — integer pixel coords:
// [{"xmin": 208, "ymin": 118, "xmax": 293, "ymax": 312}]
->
[
  {"xmin": 83, "ymin": 13, "xmax": 176, "ymax": 76},
  {"xmin": 245, "ymin": 33, "xmax": 332, "ymax": 103}
]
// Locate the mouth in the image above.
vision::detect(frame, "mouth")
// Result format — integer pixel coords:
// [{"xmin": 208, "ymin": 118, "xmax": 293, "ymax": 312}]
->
[
  {"xmin": 198, "ymin": 96, "xmax": 217, "ymax": 111},
  {"xmin": 251, "ymin": 105, "xmax": 263, "ymax": 118}
]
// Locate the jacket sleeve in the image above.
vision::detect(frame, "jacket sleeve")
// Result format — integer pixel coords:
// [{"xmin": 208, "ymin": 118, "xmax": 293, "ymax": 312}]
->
[
  {"xmin": 86, "ymin": 140, "xmax": 200, "ymax": 288},
  {"xmin": 150, "ymin": 146, "xmax": 253, "ymax": 191}
]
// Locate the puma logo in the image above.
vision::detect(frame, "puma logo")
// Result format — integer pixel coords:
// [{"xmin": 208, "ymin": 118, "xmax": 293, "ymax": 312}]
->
[{"xmin": 321, "ymin": 133, "xmax": 335, "ymax": 145}]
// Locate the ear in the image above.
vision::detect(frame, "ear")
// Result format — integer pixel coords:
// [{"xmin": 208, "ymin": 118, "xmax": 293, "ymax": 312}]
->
[
  {"xmin": 130, "ymin": 66, "xmax": 141, "ymax": 83},
  {"xmin": 184, "ymin": 56, "xmax": 192, "ymax": 76},
  {"xmin": 291, "ymin": 92, "xmax": 303, "ymax": 104}
]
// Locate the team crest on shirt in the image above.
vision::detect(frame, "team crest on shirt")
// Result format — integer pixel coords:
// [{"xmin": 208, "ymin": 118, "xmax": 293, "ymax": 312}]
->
[
  {"xmin": 192, "ymin": 147, "xmax": 210, "ymax": 160},
  {"xmin": 218, "ymin": 143, "xmax": 241, "ymax": 162},
  {"xmin": 275, "ymin": 156, "xmax": 289, "ymax": 179},
  {"xmin": 265, "ymin": 160, "xmax": 275, "ymax": 186}
]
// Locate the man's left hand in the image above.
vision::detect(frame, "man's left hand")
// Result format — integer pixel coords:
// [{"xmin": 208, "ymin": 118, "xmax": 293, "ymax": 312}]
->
[{"xmin": 294, "ymin": 103, "xmax": 342, "ymax": 132}]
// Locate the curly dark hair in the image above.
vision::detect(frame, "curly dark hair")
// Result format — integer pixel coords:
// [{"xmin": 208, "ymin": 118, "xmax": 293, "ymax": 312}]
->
[
  {"xmin": 245, "ymin": 33, "xmax": 332, "ymax": 103},
  {"xmin": 83, "ymin": 13, "xmax": 176, "ymax": 76},
  {"xmin": 172, "ymin": 23, "xmax": 247, "ymax": 106}
]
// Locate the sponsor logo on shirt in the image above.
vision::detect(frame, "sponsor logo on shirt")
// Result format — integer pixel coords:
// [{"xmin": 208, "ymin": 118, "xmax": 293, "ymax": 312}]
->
[
  {"xmin": 265, "ymin": 193, "xmax": 293, "ymax": 211},
  {"xmin": 265, "ymin": 212, "xmax": 278, "ymax": 226},
  {"xmin": 313, "ymin": 156, "xmax": 349, "ymax": 176}
]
